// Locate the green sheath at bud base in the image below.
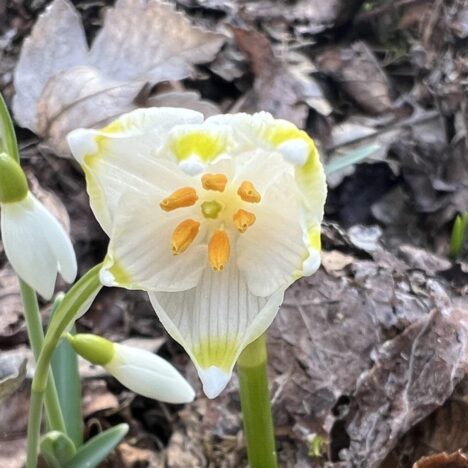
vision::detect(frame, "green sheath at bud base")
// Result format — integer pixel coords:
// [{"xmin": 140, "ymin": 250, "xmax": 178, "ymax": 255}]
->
[
  {"xmin": 0, "ymin": 153, "xmax": 28, "ymax": 203},
  {"xmin": 67, "ymin": 333, "xmax": 114, "ymax": 366}
]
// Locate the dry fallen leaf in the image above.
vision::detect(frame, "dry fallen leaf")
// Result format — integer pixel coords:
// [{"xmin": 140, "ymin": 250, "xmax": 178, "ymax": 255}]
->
[
  {"xmin": 232, "ymin": 27, "xmax": 308, "ymax": 127},
  {"xmin": 0, "ymin": 386, "xmax": 30, "ymax": 468},
  {"xmin": 242, "ymin": 0, "xmax": 364, "ymax": 35},
  {"xmin": 13, "ymin": 0, "xmax": 225, "ymax": 156},
  {"xmin": 317, "ymin": 42, "xmax": 393, "ymax": 115},
  {"xmin": 413, "ymin": 451, "xmax": 468, "ymax": 468},
  {"xmin": 0, "ymin": 267, "xmax": 25, "ymax": 346},
  {"xmin": 0, "ymin": 356, "xmax": 26, "ymax": 402},
  {"xmin": 82, "ymin": 380, "xmax": 119, "ymax": 417}
]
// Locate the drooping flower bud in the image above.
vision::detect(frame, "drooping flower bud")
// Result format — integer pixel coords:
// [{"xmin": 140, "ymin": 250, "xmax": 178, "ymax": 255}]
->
[{"xmin": 68, "ymin": 334, "xmax": 195, "ymax": 404}]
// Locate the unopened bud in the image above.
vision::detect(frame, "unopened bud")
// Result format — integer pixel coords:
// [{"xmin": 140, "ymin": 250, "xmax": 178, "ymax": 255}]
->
[{"xmin": 0, "ymin": 153, "xmax": 28, "ymax": 203}]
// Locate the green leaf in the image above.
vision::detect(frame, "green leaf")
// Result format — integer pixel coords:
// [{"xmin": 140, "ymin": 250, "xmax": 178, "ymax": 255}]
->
[
  {"xmin": 65, "ymin": 423, "xmax": 129, "ymax": 468},
  {"xmin": 50, "ymin": 293, "xmax": 83, "ymax": 447},
  {"xmin": 51, "ymin": 331, "xmax": 83, "ymax": 447},
  {"xmin": 308, "ymin": 433, "xmax": 325, "ymax": 458},
  {"xmin": 450, "ymin": 213, "xmax": 468, "ymax": 259},
  {"xmin": 40, "ymin": 431, "xmax": 76, "ymax": 468},
  {"xmin": 0, "ymin": 93, "xmax": 20, "ymax": 162},
  {"xmin": 325, "ymin": 144, "xmax": 380, "ymax": 176}
]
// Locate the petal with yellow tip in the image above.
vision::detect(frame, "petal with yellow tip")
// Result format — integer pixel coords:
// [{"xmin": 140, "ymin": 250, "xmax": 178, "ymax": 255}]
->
[
  {"xmin": 166, "ymin": 124, "xmax": 229, "ymax": 166},
  {"xmin": 67, "ymin": 107, "xmax": 203, "ymax": 233},
  {"xmin": 148, "ymin": 246, "xmax": 285, "ymax": 398}
]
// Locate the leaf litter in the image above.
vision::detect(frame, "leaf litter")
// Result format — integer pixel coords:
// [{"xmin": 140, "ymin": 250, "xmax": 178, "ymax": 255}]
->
[
  {"xmin": 13, "ymin": 0, "xmax": 225, "ymax": 155},
  {"xmin": 1, "ymin": 0, "xmax": 467, "ymax": 466}
]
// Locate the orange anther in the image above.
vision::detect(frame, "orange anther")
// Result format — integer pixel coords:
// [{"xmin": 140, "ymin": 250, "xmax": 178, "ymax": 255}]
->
[
  {"xmin": 160, "ymin": 187, "xmax": 198, "ymax": 212},
  {"xmin": 171, "ymin": 219, "xmax": 200, "ymax": 254},
  {"xmin": 201, "ymin": 173, "xmax": 228, "ymax": 192},
  {"xmin": 233, "ymin": 209, "xmax": 256, "ymax": 233},
  {"xmin": 208, "ymin": 229, "xmax": 230, "ymax": 271},
  {"xmin": 237, "ymin": 180, "xmax": 261, "ymax": 203}
]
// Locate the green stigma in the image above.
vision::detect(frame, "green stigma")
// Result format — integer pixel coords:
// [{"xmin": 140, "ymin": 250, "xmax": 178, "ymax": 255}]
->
[{"xmin": 201, "ymin": 200, "xmax": 223, "ymax": 219}]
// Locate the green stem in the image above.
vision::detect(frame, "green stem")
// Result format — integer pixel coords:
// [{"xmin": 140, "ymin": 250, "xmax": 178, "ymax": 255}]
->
[
  {"xmin": 238, "ymin": 334, "xmax": 278, "ymax": 468},
  {"xmin": 19, "ymin": 280, "xmax": 66, "ymax": 432},
  {"xmin": 26, "ymin": 265, "xmax": 102, "ymax": 468},
  {"xmin": 26, "ymin": 390, "xmax": 44, "ymax": 468}
]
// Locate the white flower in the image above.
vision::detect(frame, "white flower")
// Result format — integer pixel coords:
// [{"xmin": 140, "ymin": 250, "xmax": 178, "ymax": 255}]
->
[
  {"xmin": 1, "ymin": 192, "xmax": 77, "ymax": 299},
  {"xmin": 68, "ymin": 108, "xmax": 327, "ymax": 398},
  {"xmin": 68, "ymin": 334, "xmax": 195, "ymax": 403}
]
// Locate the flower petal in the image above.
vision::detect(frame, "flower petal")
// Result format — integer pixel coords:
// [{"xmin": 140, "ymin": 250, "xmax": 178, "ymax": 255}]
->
[
  {"xmin": 67, "ymin": 107, "xmax": 204, "ymax": 233},
  {"xmin": 106, "ymin": 343, "xmax": 195, "ymax": 403},
  {"xmin": 210, "ymin": 112, "xmax": 327, "ymax": 276},
  {"xmin": 148, "ymin": 247, "xmax": 285, "ymax": 398},
  {"xmin": 237, "ymin": 173, "xmax": 308, "ymax": 297},
  {"xmin": 1, "ymin": 194, "xmax": 77, "ymax": 299},
  {"xmin": 101, "ymin": 189, "xmax": 207, "ymax": 292}
]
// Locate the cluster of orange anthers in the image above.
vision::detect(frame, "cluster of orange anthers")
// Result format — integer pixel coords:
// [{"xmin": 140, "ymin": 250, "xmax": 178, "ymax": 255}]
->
[{"xmin": 159, "ymin": 173, "xmax": 260, "ymax": 272}]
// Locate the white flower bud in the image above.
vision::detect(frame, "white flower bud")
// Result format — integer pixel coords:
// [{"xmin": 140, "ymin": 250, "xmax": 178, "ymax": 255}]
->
[{"xmin": 1, "ymin": 193, "xmax": 77, "ymax": 299}]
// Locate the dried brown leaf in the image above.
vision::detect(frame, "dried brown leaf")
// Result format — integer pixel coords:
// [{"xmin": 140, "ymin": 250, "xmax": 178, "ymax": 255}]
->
[
  {"xmin": 338, "ymin": 308, "xmax": 468, "ymax": 467},
  {"xmin": 13, "ymin": 0, "xmax": 225, "ymax": 155},
  {"xmin": 384, "ymin": 386, "xmax": 468, "ymax": 467},
  {"xmin": 0, "ymin": 356, "xmax": 26, "ymax": 402},
  {"xmin": 147, "ymin": 91, "xmax": 220, "ymax": 117},
  {"xmin": 0, "ymin": 392, "xmax": 28, "ymax": 468},
  {"xmin": 13, "ymin": 0, "xmax": 88, "ymax": 131},
  {"xmin": 0, "ymin": 267, "xmax": 24, "ymax": 345},
  {"xmin": 82, "ymin": 380, "xmax": 119, "ymax": 417},
  {"xmin": 242, "ymin": 0, "xmax": 364, "ymax": 35},
  {"xmin": 317, "ymin": 42, "xmax": 393, "ymax": 115},
  {"xmin": 413, "ymin": 451, "xmax": 468, "ymax": 468},
  {"xmin": 232, "ymin": 27, "xmax": 308, "ymax": 127}
]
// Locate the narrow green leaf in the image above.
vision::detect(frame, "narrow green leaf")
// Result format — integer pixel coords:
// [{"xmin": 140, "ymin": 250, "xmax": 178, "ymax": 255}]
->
[
  {"xmin": 40, "ymin": 431, "xmax": 76, "ymax": 468},
  {"xmin": 0, "ymin": 93, "xmax": 20, "ymax": 162},
  {"xmin": 65, "ymin": 423, "xmax": 129, "ymax": 468},
  {"xmin": 51, "ymin": 331, "xmax": 83, "ymax": 447},
  {"xmin": 450, "ymin": 213, "xmax": 468, "ymax": 259},
  {"xmin": 50, "ymin": 293, "xmax": 83, "ymax": 447},
  {"xmin": 325, "ymin": 144, "xmax": 380, "ymax": 175}
]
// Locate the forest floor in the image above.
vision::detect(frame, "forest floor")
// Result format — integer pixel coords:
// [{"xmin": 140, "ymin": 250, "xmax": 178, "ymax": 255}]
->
[{"xmin": 0, "ymin": 0, "xmax": 467, "ymax": 467}]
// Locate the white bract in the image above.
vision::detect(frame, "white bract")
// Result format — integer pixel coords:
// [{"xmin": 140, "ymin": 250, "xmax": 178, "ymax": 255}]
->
[
  {"xmin": 1, "ymin": 192, "xmax": 77, "ymax": 300},
  {"xmin": 68, "ymin": 108, "xmax": 326, "ymax": 398}
]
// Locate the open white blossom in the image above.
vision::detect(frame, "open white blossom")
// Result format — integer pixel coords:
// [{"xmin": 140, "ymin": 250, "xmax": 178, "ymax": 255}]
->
[{"xmin": 68, "ymin": 108, "xmax": 326, "ymax": 398}]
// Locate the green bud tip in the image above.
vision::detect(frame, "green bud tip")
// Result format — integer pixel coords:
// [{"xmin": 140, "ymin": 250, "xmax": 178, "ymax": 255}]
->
[
  {"xmin": 67, "ymin": 333, "xmax": 115, "ymax": 366},
  {"xmin": 0, "ymin": 153, "xmax": 28, "ymax": 203}
]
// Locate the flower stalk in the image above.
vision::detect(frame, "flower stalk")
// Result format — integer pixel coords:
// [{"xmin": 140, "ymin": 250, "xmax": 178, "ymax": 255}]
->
[
  {"xmin": 238, "ymin": 334, "xmax": 278, "ymax": 468},
  {"xmin": 26, "ymin": 265, "xmax": 102, "ymax": 468},
  {"xmin": 19, "ymin": 280, "xmax": 66, "ymax": 433}
]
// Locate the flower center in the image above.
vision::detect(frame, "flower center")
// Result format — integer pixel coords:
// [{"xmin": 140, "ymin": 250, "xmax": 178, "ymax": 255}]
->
[
  {"xmin": 161, "ymin": 173, "xmax": 260, "ymax": 271},
  {"xmin": 201, "ymin": 200, "xmax": 223, "ymax": 219}
]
